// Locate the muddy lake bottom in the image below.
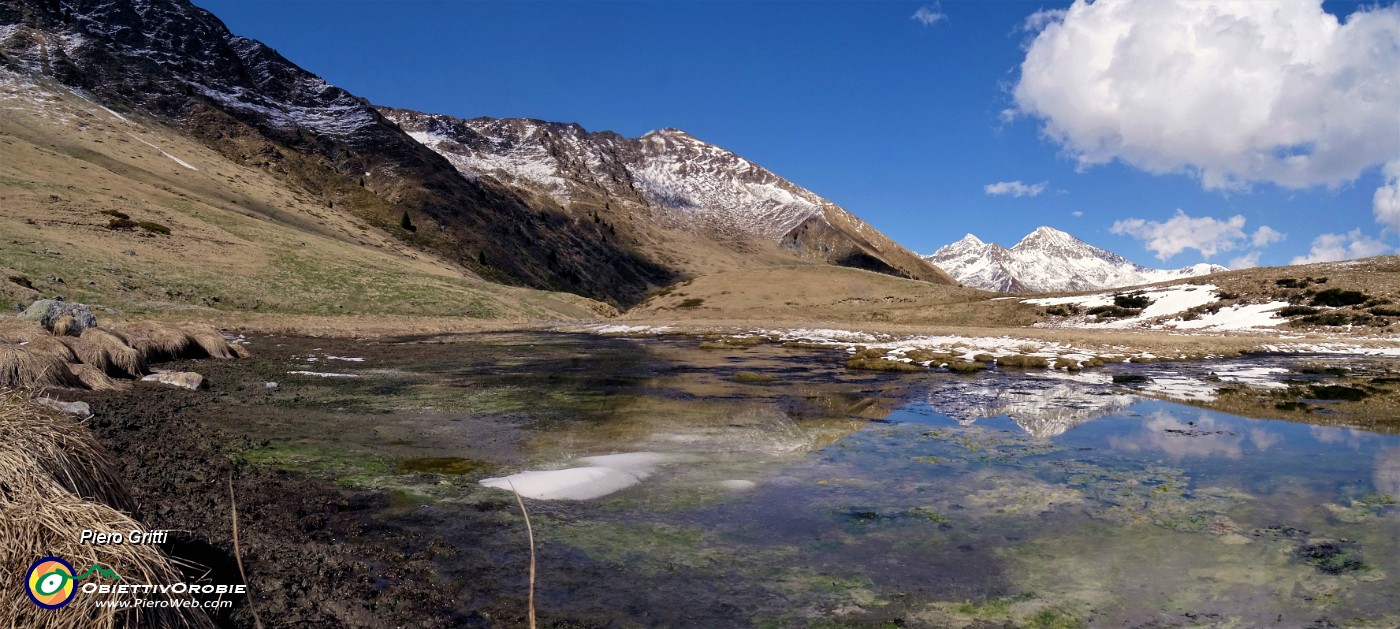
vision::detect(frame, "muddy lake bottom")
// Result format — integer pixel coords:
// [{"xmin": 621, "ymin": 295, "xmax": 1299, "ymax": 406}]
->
[{"xmin": 80, "ymin": 332, "xmax": 1400, "ymax": 628}]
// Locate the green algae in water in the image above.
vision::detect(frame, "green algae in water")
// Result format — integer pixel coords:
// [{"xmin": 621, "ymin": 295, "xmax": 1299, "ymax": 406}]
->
[{"xmin": 396, "ymin": 456, "xmax": 494, "ymax": 475}]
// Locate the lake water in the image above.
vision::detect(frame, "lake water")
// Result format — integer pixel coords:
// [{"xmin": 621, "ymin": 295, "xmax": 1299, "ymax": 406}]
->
[{"xmin": 229, "ymin": 333, "xmax": 1400, "ymax": 627}]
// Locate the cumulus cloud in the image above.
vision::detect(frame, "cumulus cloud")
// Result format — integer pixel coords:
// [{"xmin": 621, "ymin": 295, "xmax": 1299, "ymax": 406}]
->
[
  {"xmin": 1375, "ymin": 160, "xmax": 1400, "ymax": 232},
  {"xmin": 984, "ymin": 180, "xmax": 1048, "ymax": 197},
  {"xmin": 1229, "ymin": 252, "xmax": 1262, "ymax": 269},
  {"xmin": 912, "ymin": 4, "xmax": 946, "ymax": 26},
  {"xmin": 1290, "ymin": 230, "xmax": 1390, "ymax": 264},
  {"xmin": 1072, "ymin": 211, "xmax": 1084, "ymax": 218},
  {"xmin": 1110, "ymin": 209, "xmax": 1262, "ymax": 261},
  {"xmin": 1013, "ymin": 0, "xmax": 1400, "ymax": 197},
  {"xmin": 1251, "ymin": 226, "xmax": 1285, "ymax": 248}
]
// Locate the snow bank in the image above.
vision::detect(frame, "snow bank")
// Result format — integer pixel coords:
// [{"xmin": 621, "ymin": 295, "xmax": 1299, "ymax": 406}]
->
[{"xmin": 480, "ymin": 452, "xmax": 686, "ymax": 500}]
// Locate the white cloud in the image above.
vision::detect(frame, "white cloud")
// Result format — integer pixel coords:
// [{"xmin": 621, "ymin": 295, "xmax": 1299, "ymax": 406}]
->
[
  {"xmin": 1290, "ymin": 230, "xmax": 1390, "ymax": 264},
  {"xmin": 1375, "ymin": 160, "xmax": 1400, "ymax": 232},
  {"xmin": 1072, "ymin": 211, "xmax": 1084, "ymax": 218},
  {"xmin": 912, "ymin": 4, "xmax": 946, "ymax": 26},
  {"xmin": 1110, "ymin": 209, "xmax": 1255, "ymax": 261},
  {"xmin": 1229, "ymin": 252, "xmax": 1262, "ymax": 269},
  {"xmin": 984, "ymin": 180, "xmax": 1048, "ymax": 197},
  {"xmin": 1021, "ymin": 8, "xmax": 1067, "ymax": 33},
  {"xmin": 1013, "ymin": 0, "xmax": 1400, "ymax": 197},
  {"xmin": 1251, "ymin": 226, "xmax": 1285, "ymax": 248}
]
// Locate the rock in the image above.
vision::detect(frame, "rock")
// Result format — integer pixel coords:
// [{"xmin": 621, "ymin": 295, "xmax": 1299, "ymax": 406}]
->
[
  {"xmin": 35, "ymin": 397, "xmax": 91, "ymax": 417},
  {"xmin": 18, "ymin": 299, "xmax": 97, "ymax": 335},
  {"xmin": 265, "ymin": 382, "xmax": 279, "ymax": 390},
  {"xmin": 142, "ymin": 371, "xmax": 207, "ymax": 390}
]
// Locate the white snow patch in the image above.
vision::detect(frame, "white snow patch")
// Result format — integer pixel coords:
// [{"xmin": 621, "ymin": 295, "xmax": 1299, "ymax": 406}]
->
[
  {"xmin": 287, "ymin": 371, "xmax": 360, "ymax": 378},
  {"xmin": 587, "ymin": 324, "xmax": 673, "ymax": 335},
  {"xmin": 480, "ymin": 452, "xmax": 686, "ymax": 500},
  {"xmin": 1168, "ymin": 302, "xmax": 1289, "ymax": 331},
  {"xmin": 324, "ymin": 355, "xmax": 365, "ymax": 362},
  {"xmin": 125, "ymin": 133, "xmax": 197, "ymax": 170}
]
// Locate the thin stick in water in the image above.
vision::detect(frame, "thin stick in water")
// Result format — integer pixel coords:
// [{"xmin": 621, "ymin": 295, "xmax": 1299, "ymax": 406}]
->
[{"xmin": 507, "ymin": 480, "xmax": 537, "ymax": 629}]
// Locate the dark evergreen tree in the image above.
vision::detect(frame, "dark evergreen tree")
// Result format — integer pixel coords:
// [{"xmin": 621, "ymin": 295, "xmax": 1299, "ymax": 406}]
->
[{"xmin": 400, "ymin": 211, "xmax": 416, "ymax": 232}]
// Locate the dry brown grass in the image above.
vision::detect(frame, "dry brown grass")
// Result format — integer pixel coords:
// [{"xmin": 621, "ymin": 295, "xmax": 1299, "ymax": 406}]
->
[
  {"xmin": 185, "ymin": 325, "xmax": 235, "ymax": 360},
  {"xmin": 70, "ymin": 364, "xmax": 124, "ymax": 392},
  {"xmin": 77, "ymin": 328, "xmax": 147, "ymax": 378},
  {"xmin": 111, "ymin": 322, "xmax": 194, "ymax": 363},
  {"xmin": 23, "ymin": 336, "xmax": 78, "ymax": 363},
  {"xmin": 50, "ymin": 313, "xmax": 76, "ymax": 337},
  {"xmin": 0, "ymin": 393, "xmax": 212, "ymax": 627},
  {"xmin": 0, "ymin": 392, "xmax": 131, "ymax": 511},
  {"xmin": 0, "ymin": 346, "xmax": 82, "ymax": 390},
  {"xmin": 1, "ymin": 477, "xmax": 213, "ymax": 628}
]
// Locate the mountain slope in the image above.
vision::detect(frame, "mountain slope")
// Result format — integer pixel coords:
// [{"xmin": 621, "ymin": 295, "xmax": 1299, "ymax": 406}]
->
[
  {"xmin": 926, "ymin": 227, "xmax": 1226, "ymax": 294},
  {"xmin": 0, "ymin": 0, "xmax": 675, "ymax": 306},
  {"xmin": 379, "ymin": 108, "xmax": 953, "ymax": 285},
  {"xmin": 0, "ymin": 67, "xmax": 607, "ymax": 320}
]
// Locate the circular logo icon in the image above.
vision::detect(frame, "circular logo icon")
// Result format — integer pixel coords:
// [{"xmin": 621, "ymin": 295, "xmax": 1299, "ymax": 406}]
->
[{"xmin": 26, "ymin": 557, "xmax": 76, "ymax": 609}]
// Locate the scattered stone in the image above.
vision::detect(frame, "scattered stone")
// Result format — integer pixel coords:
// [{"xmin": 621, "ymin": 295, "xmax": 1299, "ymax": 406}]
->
[
  {"xmin": 265, "ymin": 382, "xmax": 279, "ymax": 390},
  {"xmin": 141, "ymin": 371, "xmax": 207, "ymax": 390},
  {"xmin": 18, "ymin": 298, "xmax": 97, "ymax": 335},
  {"xmin": 35, "ymin": 397, "xmax": 91, "ymax": 417},
  {"xmin": 122, "ymin": 250, "xmax": 136, "ymax": 256}
]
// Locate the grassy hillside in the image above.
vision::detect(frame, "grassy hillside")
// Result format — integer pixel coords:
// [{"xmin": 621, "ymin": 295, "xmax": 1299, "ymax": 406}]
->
[
  {"xmin": 0, "ymin": 75, "xmax": 608, "ymax": 322},
  {"xmin": 623, "ymin": 265, "xmax": 1040, "ymax": 327}
]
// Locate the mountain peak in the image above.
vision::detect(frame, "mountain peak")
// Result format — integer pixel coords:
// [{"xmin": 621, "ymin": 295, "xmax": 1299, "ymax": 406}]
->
[
  {"xmin": 1014, "ymin": 226, "xmax": 1077, "ymax": 249},
  {"xmin": 924, "ymin": 227, "xmax": 1223, "ymax": 294}
]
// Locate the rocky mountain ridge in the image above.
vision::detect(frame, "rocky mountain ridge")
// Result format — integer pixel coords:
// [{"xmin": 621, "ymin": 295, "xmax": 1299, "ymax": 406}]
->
[
  {"xmin": 925, "ymin": 227, "xmax": 1226, "ymax": 294},
  {"xmin": 379, "ymin": 108, "xmax": 951, "ymax": 284}
]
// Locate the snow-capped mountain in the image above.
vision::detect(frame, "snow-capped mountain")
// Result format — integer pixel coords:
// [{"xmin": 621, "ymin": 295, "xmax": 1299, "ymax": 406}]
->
[
  {"xmin": 921, "ymin": 380, "xmax": 1138, "ymax": 438},
  {"xmin": 925, "ymin": 227, "xmax": 1226, "ymax": 294},
  {"xmin": 380, "ymin": 108, "xmax": 952, "ymax": 284}
]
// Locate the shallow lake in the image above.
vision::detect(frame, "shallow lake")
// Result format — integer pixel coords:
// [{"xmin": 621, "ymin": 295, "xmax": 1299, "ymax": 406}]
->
[{"xmin": 210, "ymin": 333, "xmax": 1400, "ymax": 627}]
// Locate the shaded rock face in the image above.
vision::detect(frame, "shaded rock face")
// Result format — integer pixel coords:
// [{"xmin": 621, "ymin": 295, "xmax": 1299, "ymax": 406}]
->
[
  {"xmin": 19, "ymin": 299, "xmax": 96, "ymax": 334},
  {"xmin": 0, "ymin": 0, "xmax": 671, "ymax": 306},
  {"xmin": 925, "ymin": 227, "xmax": 1227, "ymax": 294}
]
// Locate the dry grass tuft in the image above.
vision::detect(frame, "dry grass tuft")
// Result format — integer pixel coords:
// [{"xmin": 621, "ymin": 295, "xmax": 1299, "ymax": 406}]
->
[
  {"xmin": 0, "ymin": 392, "xmax": 132, "ymax": 511},
  {"xmin": 184, "ymin": 325, "xmax": 235, "ymax": 360},
  {"xmin": 0, "ymin": 393, "xmax": 211, "ymax": 627},
  {"xmin": 50, "ymin": 313, "xmax": 76, "ymax": 337},
  {"xmin": 70, "ymin": 364, "xmax": 125, "ymax": 391},
  {"xmin": 1, "ymin": 476, "xmax": 213, "ymax": 628},
  {"xmin": 77, "ymin": 328, "xmax": 147, "ymax": 378},
  {"xmin": 111, "ymin": 322, "xmax": 194, "ymax": 363},
  {"xmin": 22, "ymin": 336, "xmax": 78, "ymax": 363},
  {"xmin": 0, "ymin": 346, "xmax": 83, "ymax": 389}
]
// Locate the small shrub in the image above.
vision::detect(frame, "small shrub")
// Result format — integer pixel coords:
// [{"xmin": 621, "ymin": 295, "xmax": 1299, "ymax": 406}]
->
[
  {"xmin": 1086, "ymin": 305, "xmax": 1140, "ymax": 318},
  {"xmin": 7, "ymin": 275, "xmax": 33, "ymax": 289},
  {"xmin": 1311, "ymin": 288, "xmax": 1369, "ymax": 307},
  {"xmin": 107, "ymin": 217, "xmax": 136, "ymax": 230},
  {"xmin": 1216, "ymin": 291, "xmax": 1240, "ymax": 300},
  {"xmin": 400, "ymin": 211, "xmax": 417, "ymax": 232},
  {"xmin": 997, "ymin": 354, "xmax": 1048, "ymax": 369},
  {"xmin": 1044, "ymin": 304, "xmax": 1081, "ymax": 317},
  {"xmin": 1277, "ymin": 306, "xmax": 1320, "ymax": 317},
  {"xmin": 972, "ymin": 353, "xmax": 995, "ymax": 363},
  {"xmin": 845, "ymin": 357, "xmax": 922, "ymax": 372},
  {"xmin": 677, "ymin": 298, "xmax": 705, "ymax": 309},
  {"xmin": 731, "ymin": 371, "xmax": 776, "ymax": 384},
  {"xmin": 1295, "ymin": 312, "xmax": 1353, "ymax": 326},
  {"xmin": 1053, "ymin": 357, "xmax": 1080, "ymax": 371},
  {"xmin": 1370, "ymin": 306, "xmax": 1400, "ymax": 317},
  {"xmin": 904, "ymin": 349, "xmax": 954, "ymax": 364},
  {"xmin": 99, "ymin": 209, "xmax": 130, "ymax": 220},
  {"xmin": 136, "ymin": 221, "xmax": 170, "ymax": 235},
  {"xmin": 1275, "ymin": 278, "xmax": 1301, "ymax": 288},
  {"xmin": 1114, "ymin": 292, "xmax": 1152, "ymax": 309},
  {"xmin": 945, "ymin": 360, "xmax": 987, "ymax": 374}
]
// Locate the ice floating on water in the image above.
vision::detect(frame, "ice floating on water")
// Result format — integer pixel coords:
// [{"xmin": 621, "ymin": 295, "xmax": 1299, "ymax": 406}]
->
[{"xmin": 480, "ymin": 452, "xmax": 686, "ymax": 500}]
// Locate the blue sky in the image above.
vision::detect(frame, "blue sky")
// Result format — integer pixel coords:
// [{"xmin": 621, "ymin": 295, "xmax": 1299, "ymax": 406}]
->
[{"xmin": 194, "ymin": 0, "xmax": 1399, "ymax": 270}]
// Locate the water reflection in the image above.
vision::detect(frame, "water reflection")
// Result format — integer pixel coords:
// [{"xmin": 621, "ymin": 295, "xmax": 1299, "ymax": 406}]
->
[{"xmin": 915, "ymin": 377, "xmax": 1137, "ymax": 438}]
